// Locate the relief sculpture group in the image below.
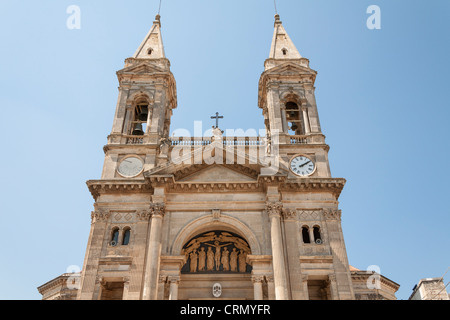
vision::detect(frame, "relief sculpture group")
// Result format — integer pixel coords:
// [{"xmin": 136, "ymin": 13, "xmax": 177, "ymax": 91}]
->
[{"xmin": 182, "ymin": 231, "xmax": 251, "ymax": 273}]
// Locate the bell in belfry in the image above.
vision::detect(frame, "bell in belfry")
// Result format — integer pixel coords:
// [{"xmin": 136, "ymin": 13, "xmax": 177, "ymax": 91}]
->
[
  {"xmin": 290, "ymin": 123, "xmax": 298, "ymax": 131},
  {"xmin": 138, "ymin": 105, "xmax": 148, "ymax": 121},
  {"xmin": 132, "ymin": 123, "xmax": 144, "ymax": 136}
]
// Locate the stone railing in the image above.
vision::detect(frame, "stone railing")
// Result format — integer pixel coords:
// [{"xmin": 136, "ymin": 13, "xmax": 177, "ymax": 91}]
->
[
  {"xmin": 289, "ymin": 135, "xmax": 308, "ymax": 144},
  {"xmin": 108, "ymin": 133, "xmax": 325, "ymax": 147},
  {"xmin": 170, "ymin": 137, "xmax": 263, "ymax": 146}
]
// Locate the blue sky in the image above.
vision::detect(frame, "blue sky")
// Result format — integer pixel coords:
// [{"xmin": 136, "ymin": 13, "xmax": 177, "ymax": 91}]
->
[{"xmin": 0, "ymin": 0, "xmax": 449, "ymax": 300}]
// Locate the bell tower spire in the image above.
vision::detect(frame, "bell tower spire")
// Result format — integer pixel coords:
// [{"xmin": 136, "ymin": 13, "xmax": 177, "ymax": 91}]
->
[
  {"xmin": 268, "ymin": 14, "xmax": 302, "ymax": 63},
  {"xmin": 133, "ymin": 14, "xmax": 166, "ymax": 60}
]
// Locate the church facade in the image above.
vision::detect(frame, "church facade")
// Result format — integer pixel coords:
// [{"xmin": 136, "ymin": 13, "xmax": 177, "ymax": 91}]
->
[{"xmin": 38, "ymin": 14, "xmax": 399, "ymax": 300}]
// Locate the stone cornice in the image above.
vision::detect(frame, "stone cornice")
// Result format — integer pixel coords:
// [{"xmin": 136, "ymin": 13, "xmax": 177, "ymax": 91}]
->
[
  {"xmin": 37, "ymin": 273, "xmax": 80, "ymax": 295},
  {"xmin": 350, "ymin": 271, "xmax": 400, "ymax": 291},
  {"xmin": 86, "ymin": 179, "xmax": 153, "ymax": 201},
  {"xmin": 86, "ymin": 176, "xmax": 345, "ymax": 200},
  {"xmin": 282, "ymin": 178, "xmax": 346, "ymax": 199}
]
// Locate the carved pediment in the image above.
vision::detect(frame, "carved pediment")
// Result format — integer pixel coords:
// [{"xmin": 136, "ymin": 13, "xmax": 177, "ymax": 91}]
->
[
  {"xmin": 144, "ymin": 143, "xmax": 271, "ymax": 180},
  {"xmin": 178, "ymin": 165, "xmax": 258, "ymax": 183},
  {"xmin": 262, "ymin": 62, "xmax": 317, "ymax": 77},
  {"xmin": 117, "ymin": 62, "xmax": 166, "ymax": 75}
]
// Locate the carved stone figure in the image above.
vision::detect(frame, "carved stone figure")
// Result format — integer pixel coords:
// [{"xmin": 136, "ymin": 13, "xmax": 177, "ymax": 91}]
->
[
  {"xmin": 181, "ymin": 231, "xmax": 252, "ymax": 274},
  {"xmin": 221, "ymin": 247, "xmax": 230, "ymax": 271},
  {"xmin": 189, "ymin": 250, "xmax": 198, "ymax": 273},
  {"xmin": 206, "ymin": 247, "xmax": 215, "ymax": 271},
  {"xmin": 198, "ymin": 247, "xmax": 206, "ymax": 271},
  {"xmin": 238, "ymin": 250, "xmax": 247, "ymax": 273},
  {"xmin": 230, "ymin": 248, "xmax": 238, "ymax": 272}
]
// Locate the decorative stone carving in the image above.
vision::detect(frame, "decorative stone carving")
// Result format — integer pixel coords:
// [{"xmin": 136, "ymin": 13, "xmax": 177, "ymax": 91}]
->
[
  {"xmin": 181, "ymin": 231, "xmax": 252, "ymax": 274},
  {"xmin": 252, "ymin": 276, "xmax": 265, "ymax": 284},
  {"xmin": 323, "ymin": 209, "xmax": 342, "ymax": 221},
  {"xmin": 91, "ymin": 210, "xmax": 110, "ymax": 224},
  {"xmin": 137, "ymin": 209, "xmax": 152, "ymax": 221},
  {"xmin": 150, "ymin": 203, "xmax": 166, "ymax": 218},
  {"xmin": 298, "ymin": 210, "xmax": 322, "ymax": 221},
  {"xmin": 213, "ymin": 283, "xmax": 222, "ymax": 298},
  {"xmin": 265, "ymin": 201, "xmax": 283, "ymax": 218},
  {"xmin": 282, "ymin": 208, "xmax": 297, "ymax": 220},
  {"xmin": 212, "ymin": 209, "xmax": 221, "ymax": 222}
]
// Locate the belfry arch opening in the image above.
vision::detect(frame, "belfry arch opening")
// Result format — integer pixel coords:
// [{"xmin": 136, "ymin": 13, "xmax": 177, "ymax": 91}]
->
[
  {"xmin": 129, "ymin": 96, "xmax": 150, "ymax": 136},
  {"xmin": 285, "ymin": 101, "xmax": 303, "ymax": 135}
]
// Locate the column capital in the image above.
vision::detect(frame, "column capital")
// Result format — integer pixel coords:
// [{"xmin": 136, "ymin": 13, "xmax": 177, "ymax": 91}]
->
[
  {"xmin": 158, "ymin": 275, "xmax": 168, "ymax": 283},
  {"xmin": 265, "ymin": 201, "xmax": 283, "ymax": 218},
  {"xmin": 168, "ymin": 276, "xmax": 181, "ymax": 285},
  {"xmin": 150, "ymin": 202, "xmax": 166, "ymax": 218},
  {"xmin": 252, "ymin": 276, "xmax": 265, "ymax": 284}
]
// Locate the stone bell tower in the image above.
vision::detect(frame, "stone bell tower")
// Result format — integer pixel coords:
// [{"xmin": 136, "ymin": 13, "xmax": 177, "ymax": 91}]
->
[
  {"xmin": 76, "ymin": 15, "xmax": 178, "ymax": 300},
  {"xmin": 257, "ymin": 14, "xmax": 355, "ymax": 300},
  {"xmin": 103, "ymin": 14, "xmax": 177, "ymax": 178}
]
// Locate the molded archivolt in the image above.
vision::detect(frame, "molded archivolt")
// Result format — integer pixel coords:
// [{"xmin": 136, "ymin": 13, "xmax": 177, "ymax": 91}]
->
[{"xmin": 170, "ymin": 214, "xmax": 262, "ymax": 256}]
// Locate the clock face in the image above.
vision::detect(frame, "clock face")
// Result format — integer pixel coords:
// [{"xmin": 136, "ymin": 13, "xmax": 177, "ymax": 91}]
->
[
  {"xmin": 117, "ymin": 156, "xmax": 144, "ymax": 178},
  {"xmin": 290, "ymin": 155, "xmax": 316, "ymax": 177}
]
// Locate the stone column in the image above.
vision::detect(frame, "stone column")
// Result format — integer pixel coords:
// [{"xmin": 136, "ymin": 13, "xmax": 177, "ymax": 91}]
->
[
  {"xmin": 157, "ymin": 275, "xmax": 167, "ymax": 300},
  {"xmin": 323, "ymin": 209, "xmax": 355, "ymax": 300},
  {"xmin": 168, "ymin": 276, "xmax": 180, "ymax": 300},
  {"xmin": 309, "ymin": 227, "xmax": 315, "ymax": 244},
  {"xmin": 280, "ymin": 106, "xmax": 288, "ymax": 134},
  {"xmin": 266, "ymin": 201, "xmax": 289, "ymax": 300},
  {"xmin": 282, "ymin": 208, "xmax": 304, "ymax": 299},
  {"xmin": 77, "ymin": 209, "xmax": 110, "ymax": 300},
  {"xmin": 301, "ymin": 275, "xmax": 309, "ymax": 300},
  {"xmin": 122, "ymin": 277, "xmax": 130, "ymax": 300},
  {"xmin": 252, "ymin": 276, "xmax": 264, "ymax": 300},
  {"xmin": 328, "ymin": 274, "xmax": 339, "ymax": 300},
  {"xmin": 142, "ymin": 203, "xmax": 166, "ymax": 300},
  {"xmin": 266, "ymin": 275, "xmax": 276, "ymax": 300},
  {"xmin": 302, "ymin": 106, "xmax": 311, "ymax": 134}
]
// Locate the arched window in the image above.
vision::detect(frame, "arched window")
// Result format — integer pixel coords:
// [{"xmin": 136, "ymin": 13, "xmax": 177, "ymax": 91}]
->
[
  {"xmin": 313, "ymin": 226, "xmax": 322, "ymax": 244},
  {"xmin": 111, "ymin": 228, "xmax": 119, "ymax": 246},
  {"xmin": 122, "ymin": 228, "xmax": 131, "ymax": 246},
  {"xmin": 302, "ymin": 226, "xmax": 311, "ymax": 244},
  {"xmin": 282, "ymin": 48, "xmax": 288, "ymax": 56}
]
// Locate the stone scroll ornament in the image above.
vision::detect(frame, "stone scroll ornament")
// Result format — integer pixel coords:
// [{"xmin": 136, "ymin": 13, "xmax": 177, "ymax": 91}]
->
[{"xmin": 181, "ymin": 231, "xmax": 252, "ymax": 274}]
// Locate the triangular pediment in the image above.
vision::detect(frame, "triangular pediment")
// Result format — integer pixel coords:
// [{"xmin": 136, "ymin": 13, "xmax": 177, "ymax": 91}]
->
[
  {"xmin": 178, "ymin": 165, "xmax": 257, "ymax": 183},
  {"xmin": 117, "ymin": 62, "xmax": 165, "ymax": 75},
  {"xmin": 264, "ymin": 62, "xmax": 317, "ymax": 77},
  {"xmin": 143, "ymin": 141, "xmax": 286, "ymax": 182}
]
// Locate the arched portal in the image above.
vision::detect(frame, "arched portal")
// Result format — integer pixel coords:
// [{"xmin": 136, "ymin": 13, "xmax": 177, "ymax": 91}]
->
[
  {"xmin": 181, "ymin": 230, "xmax": 252, "ymax": 274},
  {"xmin": 169, "ymin": 217, "xmax": 260, "ymax": 300}
]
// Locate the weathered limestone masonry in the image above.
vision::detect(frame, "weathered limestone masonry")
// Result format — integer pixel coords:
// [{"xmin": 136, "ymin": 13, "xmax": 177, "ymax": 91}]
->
[{"xmin": 38, "ymin": 14, "xmax": 399, "ymax": 300}]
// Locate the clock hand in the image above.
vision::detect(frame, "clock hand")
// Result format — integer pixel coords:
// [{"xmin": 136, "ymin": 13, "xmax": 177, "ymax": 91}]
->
[{"xmin": 299, "ymin": 161, "xmax": 311, "ymax": 168}]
